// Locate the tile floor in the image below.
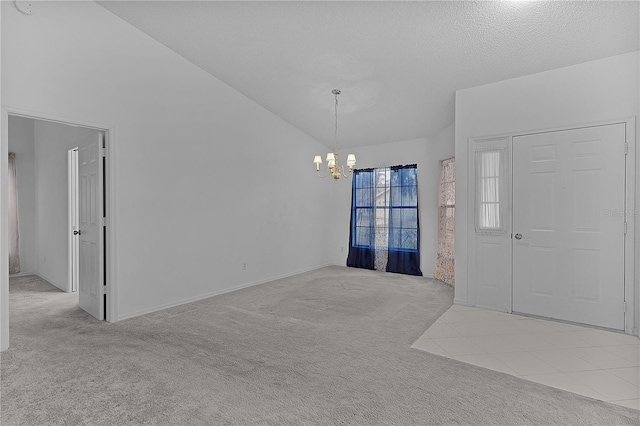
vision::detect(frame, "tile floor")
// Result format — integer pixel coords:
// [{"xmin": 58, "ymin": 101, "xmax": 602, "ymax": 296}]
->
[{"xmin": 412, "ymin": 305, "xmax": 640, "ymax": 410}]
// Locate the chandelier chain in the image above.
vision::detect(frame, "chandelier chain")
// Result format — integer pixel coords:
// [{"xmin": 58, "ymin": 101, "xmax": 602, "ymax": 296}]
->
[
  {"xmin": 313, "ymin": 88, "xmax": 355, "ymax": 180},
  {"xmin": 334, "ymin": 92, "xmax": 339, "ymax": 152}
]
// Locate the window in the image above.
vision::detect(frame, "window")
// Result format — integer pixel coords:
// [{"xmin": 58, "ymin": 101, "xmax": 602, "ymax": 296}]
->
[
  {"xmin": 475, "ymin": 148, "xmax": 506, "ymax": 234},
  {"xmin": 352, "ymin": 169, "xmax": 375, "ymax": 248},
  {"xmin": 388, "ymin": 166, "xmax": 419, "ymax": 251},
  {"xmin": 347, "ymin": 165, "xmax": 422, "ymax": 276}
]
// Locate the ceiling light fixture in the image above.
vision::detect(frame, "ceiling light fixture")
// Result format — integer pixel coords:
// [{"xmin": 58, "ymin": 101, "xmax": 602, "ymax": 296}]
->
[{"xmin": 313, "ymin": 89, "xmax": 356, "ymax": 180}]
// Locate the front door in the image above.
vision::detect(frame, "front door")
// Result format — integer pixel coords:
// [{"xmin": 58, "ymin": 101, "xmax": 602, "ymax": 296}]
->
[
  {"xmin": 78, "ymin": 133, "xmax": 105, "ymax": 320},
  {"xmin": 512, "ymin": 124, "xmax": 626, "ymax": 330}
]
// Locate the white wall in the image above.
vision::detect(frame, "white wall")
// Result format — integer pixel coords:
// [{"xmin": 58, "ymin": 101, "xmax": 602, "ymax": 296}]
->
[
  {"xmin": 7, "ymin": 116, "xmax": 36, "ymax": 275},
  {"xmin": 1, "ymin": 1, "xmax": 7, "ymax": 351},
  {"xmin": 328, "ymin": 124, "xmax": 455, "ymax": 278},
  {"xmin": 33, "ymin": 120, "xmax": 101, "ymax": 291},
  {"xmin": 1, "ymin": 0, "xmax": 333, "ymax": 331},
  {"xmin": 455, "ymin": 52, "xmax": 639, "ymax": 332}
]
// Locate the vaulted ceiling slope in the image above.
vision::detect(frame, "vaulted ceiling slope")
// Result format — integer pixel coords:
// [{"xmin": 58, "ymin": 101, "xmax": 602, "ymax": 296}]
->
[{"xmin": 97, "ymin": 1, "xmax": 639, "ymax": 148}]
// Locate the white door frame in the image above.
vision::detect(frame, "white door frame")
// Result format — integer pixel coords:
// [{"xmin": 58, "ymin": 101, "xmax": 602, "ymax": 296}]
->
[
  {"xmin": 1, "ymin": 106, "xmax": 117, "ymax": 350},
  {"xmin": 467, "ymin": 116, "xmax": 637, "ymax": 336}
]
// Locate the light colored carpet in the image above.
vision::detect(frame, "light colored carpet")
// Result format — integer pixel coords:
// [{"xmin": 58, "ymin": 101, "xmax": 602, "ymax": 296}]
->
[{"xmin": 1, "ymin": 266, "xmax": 638, "ymax": 425}]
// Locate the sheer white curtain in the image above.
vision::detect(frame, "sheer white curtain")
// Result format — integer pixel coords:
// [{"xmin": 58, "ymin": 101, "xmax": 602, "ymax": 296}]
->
[
  {"xmin": 8, "ymin": 152, "xmax": 20, "ymax": 274},
  {"xmin": 475, "ymin": 148, "xmax": 506, "ymax": 235}
]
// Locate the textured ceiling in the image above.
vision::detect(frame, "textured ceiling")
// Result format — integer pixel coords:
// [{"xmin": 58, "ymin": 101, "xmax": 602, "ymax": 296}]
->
[{"xmin": 96, "ymin": 1, "xmax": 640, "ymax": 149}]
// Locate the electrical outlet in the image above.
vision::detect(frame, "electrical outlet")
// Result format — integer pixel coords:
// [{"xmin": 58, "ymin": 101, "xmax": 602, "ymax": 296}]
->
[{"xmin": 242, "ymin": 262, "xmax": 247, "ymax": 270}]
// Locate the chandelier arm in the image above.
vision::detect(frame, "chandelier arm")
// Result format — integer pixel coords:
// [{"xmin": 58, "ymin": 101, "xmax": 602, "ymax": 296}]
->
[
  {"xmin": 316, "ymin": 168, "xmax": 329, "ymax": 178},
  {"xmin": 341, "ymin": 166, "xmax": 354, "ymax": 178}
]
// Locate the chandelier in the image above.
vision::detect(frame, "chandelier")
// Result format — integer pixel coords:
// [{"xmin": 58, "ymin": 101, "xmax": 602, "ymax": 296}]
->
[{"xmin": 313, "ymin": 89, "xmax": 356, "ymax": 179}]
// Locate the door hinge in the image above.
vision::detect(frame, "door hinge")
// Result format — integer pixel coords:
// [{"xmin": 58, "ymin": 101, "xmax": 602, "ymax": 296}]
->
[
  {"xmin": 100, "ymin": 217, "xmax": 107, "ymax": 226},
  {"xmin": 624, "ymin": 143, "xmax": 628, "ymax": 155},
  {"xmin": 624, "ymin": 222, "xmax": 627, "ymax": 235},
  {"xmin": 102, "ymin": 285, "xmax": 108, "ymax": 295},
  {"xmin": 623, "ymin": 301, "xmax": 627, "ymax": 313}
]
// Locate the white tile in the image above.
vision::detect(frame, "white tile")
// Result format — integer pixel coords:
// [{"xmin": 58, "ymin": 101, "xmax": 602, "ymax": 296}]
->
[
  {"xmin": 477, "ymin": 310, "xmax": 524, "ymax": 321},
  {"xmin": 540, "ymin": 321, "xmax": 589, "ymax": 332},
  {"xmin": 444, "ymin": 321, "xmax": 474, "ymax": 336},
  {"xmin": 412, "ymin": 305, "xmax": 640, "ymax": 409},
  {"xmin": 600, "ymin": 345, "xmax": 640, "ymax": 365},
  {"xmin": 437, "ymin": 310, "xmax": 471, "ymax": 324},
  {"xmin": 491, "ymin": 311, "xmax": 532, "ymax": 321},
  {"xmin": 423, "ymin": 322, "xmax": 463, "ymax": 339},
  {"xmin": 415, "ymin": 306, "xmax": 640, "ymax": 408},
  {"xmin": 447, "ymin": 320, "xmax": 523, "ymax": 337},
  {"xmin": 569, "ymin": 329, "xmax": 633, "ymax": 347},
  {"xmin": 432, "ymin": 337, "xmax": 486, "ymax": 356},
  {"xmin": 511, "ymin": 319, "xmax": 558, "ymax": 334},
  {"xmin": 502, "ymin": 333, "xmax": 558, "ymax": 351},
  {"xmin": 606, "ymin": 367, "xmax": 640, "ymax": 386},
  {"xmin": 493, "ymin": 352, "xmax": 559, "ymax": 376},
  {"xmin": 453, "ymin": 354, "xmax": 520, "ymax": 376},
  {"xmin": 468, "ymin": 335, "xmax": 523, "ymax": 354},
  {"xmin": 567, "ymin": 347, "xmax": 636, "ymax": 369},
  {"xmin": 522, "ymin": 372, "xmax": 608, "ymax": 401},
  {"xmin": 605, "ymin": 333, "xmax": 640, "ymax": 346},
  {"xmin": 411, "ymin": 336, "xmax": 451, "ymax": 357},
  {"xmin": 568, "ymin": 370, "xmax": 640, "ymax": 402},
  {"xmin": 529, "ymin": 349, "xmax": 599, "ymax": 372},
  {"xmin": 536, "ymin": 332, "xmax": 594, "ymax": 349},
  {"xmin": 443, "ymin": 304, "xmax": 469, "ymax": 312},
  {"xmin": 458, "ymin": 310, "xmax": 507, "ymax": 322},
  {"xmin": 610, "ymin": 399, "xmax": 640, "ymax": 410}
]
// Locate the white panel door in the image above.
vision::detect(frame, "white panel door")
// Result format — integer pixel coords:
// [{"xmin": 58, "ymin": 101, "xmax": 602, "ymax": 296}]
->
[
  {"xmin": 512, "ymin": 124, "xmax": 626, "ymax": 330},
  {"xmin": 78, "ymin": 134, "xmax": 104, "ymax": 320}
]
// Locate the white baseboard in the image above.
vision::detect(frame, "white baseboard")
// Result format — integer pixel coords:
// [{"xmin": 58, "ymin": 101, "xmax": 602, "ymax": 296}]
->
[
  {"xmin": 474, "ymin": 303, "xmax": 510, "ymax": 313},
  {"xmin": 331, "ymin": 262, "xmax": 435, "ymax": 279},
  {"xmin": 9, "ymin": 271, "xmax": 36, "ymax": 278},
  {"xmin": 115, "ymin": 263, "xmax": 334, "ymax": 322},
  {"xmin": 9, "ymin": 271, "xmax": 66, "ymax": 293},
  {"xmin": 453, "ymin": 298, "xmax": 468, "ymax": 306},
  {"xmin": 34, "ymin": 272, "xmax": 67, "ymax": 292}
]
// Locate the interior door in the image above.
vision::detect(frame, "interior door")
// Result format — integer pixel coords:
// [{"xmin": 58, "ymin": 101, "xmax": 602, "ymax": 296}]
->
[
  {"xmin": 78, "ymin": 133, "xmax": 104, "ymax": 320},
  {"xmin": 70, "ymin": 148, "xmax": 79, "ymax": 292},
  {"xmin": 512, "ymin": 124, "xmax": 626, "ymax": 330}
]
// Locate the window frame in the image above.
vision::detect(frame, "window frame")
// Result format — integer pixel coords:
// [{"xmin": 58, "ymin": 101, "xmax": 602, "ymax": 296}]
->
[{"xmin": 351, "ymin": 166, "xmax": 420, "ymax": 251}]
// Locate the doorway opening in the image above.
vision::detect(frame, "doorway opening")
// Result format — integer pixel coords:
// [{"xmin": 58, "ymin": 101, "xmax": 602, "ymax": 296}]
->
[{"xmin": 6, "ymin": 113, "xmax": 111, "ymax": 325}]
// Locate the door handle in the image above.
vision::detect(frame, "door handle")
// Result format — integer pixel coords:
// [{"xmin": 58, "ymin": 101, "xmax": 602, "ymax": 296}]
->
[
  {"xmin": 514, "ymin": 233, "xmax": 523, "ymax": 240},
  {"xmin": 73, "ymin": 230, "xmax": 81, "ymax": 236}
]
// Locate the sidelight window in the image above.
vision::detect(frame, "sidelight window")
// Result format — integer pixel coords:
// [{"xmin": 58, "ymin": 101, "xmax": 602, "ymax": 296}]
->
[{"xmin": 475, "ymin": 148, "xmax": 506, "ymax": 234}]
